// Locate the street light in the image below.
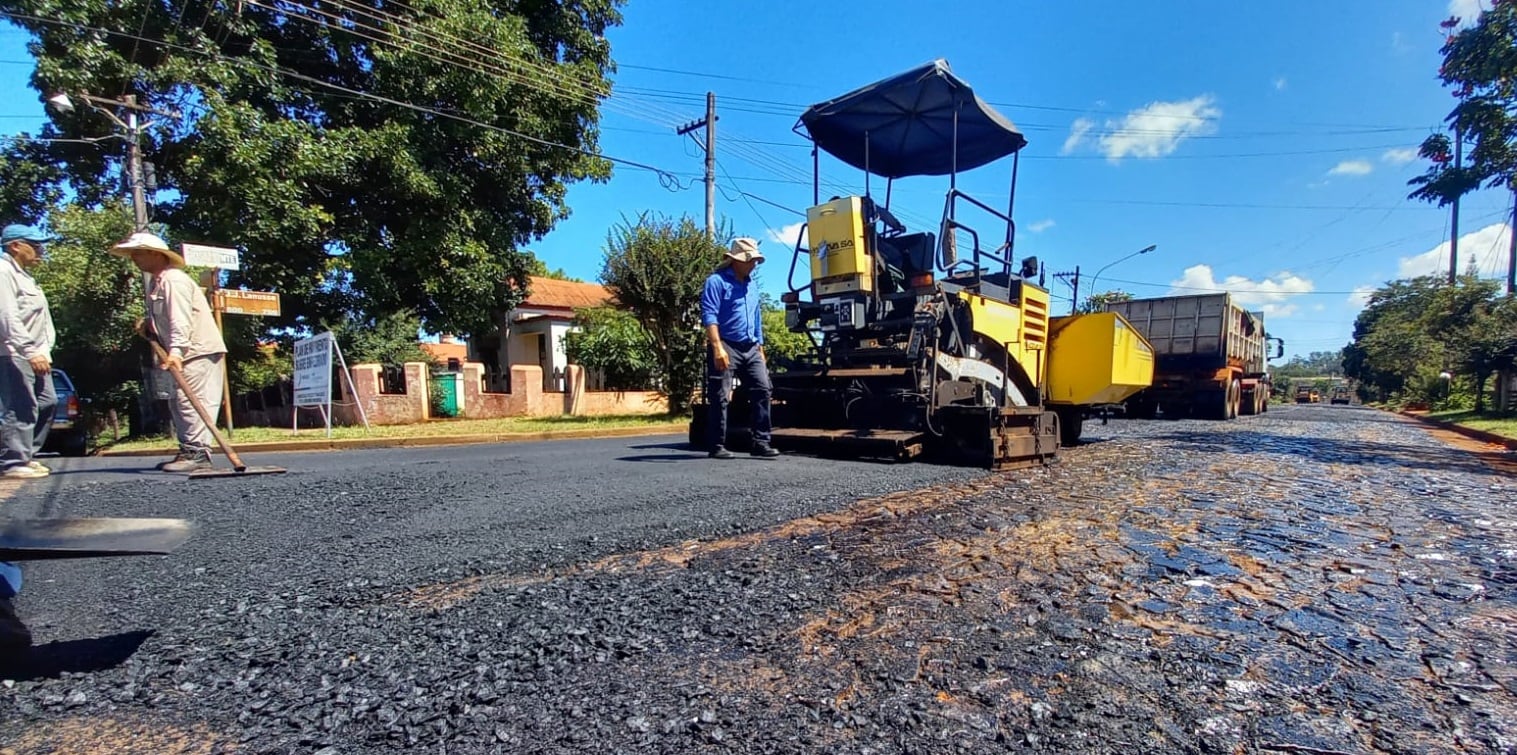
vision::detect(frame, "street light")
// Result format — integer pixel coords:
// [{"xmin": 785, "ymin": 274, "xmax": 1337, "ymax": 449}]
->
[
  {"xmin": 1088, "ymin": 244, "xmax": 1157, "ymax": 300},
  {"xmin": 45, "ymin": 92, "xmax": 179, "ymax": 232}
]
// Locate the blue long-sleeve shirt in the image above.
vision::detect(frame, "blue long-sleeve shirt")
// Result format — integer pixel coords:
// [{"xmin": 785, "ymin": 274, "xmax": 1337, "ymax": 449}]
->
[{"xmin": 701, "ymin": 267, "xmax": 763, "ymax": 345}]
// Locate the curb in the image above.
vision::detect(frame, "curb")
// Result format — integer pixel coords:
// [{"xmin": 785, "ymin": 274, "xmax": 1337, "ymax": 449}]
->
[
  {"xmin": 1394, "ymin": 410, "xmax": 1517, "ymax": 451},
  {"xmin": 94, "ymin": 423, "xmax": 690, "ymax": 458}
]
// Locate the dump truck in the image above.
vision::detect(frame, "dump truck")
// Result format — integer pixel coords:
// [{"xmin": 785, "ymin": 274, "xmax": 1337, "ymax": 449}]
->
[
  {"xmin": 689, "ymin": 60, "xmax": 1154, "ymax": 467},
  {"xmin": 1103, "ymin": 293, "xmax": 1282, "ymax": 419}
]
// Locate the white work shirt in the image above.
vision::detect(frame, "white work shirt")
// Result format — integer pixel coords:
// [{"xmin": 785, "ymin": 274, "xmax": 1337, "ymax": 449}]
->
[
  {"xmin": 0, "ymin": 253, "xmax": 55, "ymax": 361},
  {"xmin": 147, "ymin": 268, "xmax": 227, "ymax": 361}
]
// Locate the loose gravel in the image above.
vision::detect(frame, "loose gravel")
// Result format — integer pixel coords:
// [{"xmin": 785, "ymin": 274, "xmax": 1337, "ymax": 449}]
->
[{"xmin": 0, "ymin": 406, "xmax": 1512, "ymax": 754}]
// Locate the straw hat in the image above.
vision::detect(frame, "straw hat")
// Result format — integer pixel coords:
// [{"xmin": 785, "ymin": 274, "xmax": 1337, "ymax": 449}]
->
[
  {"xmin": 719, "ymin": 237, "xmax": 764, "ymax": 268},
  {"xmin": 109, "ymin": 232, "xmax": 185, "ymax": 268}
]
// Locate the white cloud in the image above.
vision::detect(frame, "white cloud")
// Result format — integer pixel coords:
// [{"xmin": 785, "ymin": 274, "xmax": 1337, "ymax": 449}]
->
[
  {"xmin": 1348, "ymin": 285, "xmax": 1376, "ymax": 309},
  {"xmin": 1091, "ymin": 96, "xmax": 1222, "ymax": 162},
  {"xmin": 1328, "ymin": 160, "xmax": 1374, "ymax": 176},
  {"xmin": 1169, "ymin": 265, "xmax": 1314, "ymax": 319},
  {"xmin": 1027, "ymin": 219, "xmax": 1055, "ymax": 233},
  {"xmin": 765, "ymin": 222, "xmax": 807, "ymax": 250},
  {"xmin": 1381, "ymin": 147, "xmax": 1419, "ymax": 165},
  {"xmin": 1449, "ymin": 0, "xmax": 1483, "ymax": 26},
  {"xmin": 1062, "ymin": 118, "xmax": 1094, "ymax": 155},
  {"xmin": 1396, "ymin": 222, "xmax": 1511, "ymax": 279},
  {"xmin": 1273, "ymin": 77, "xmax": 1288, "ymax": 91}
]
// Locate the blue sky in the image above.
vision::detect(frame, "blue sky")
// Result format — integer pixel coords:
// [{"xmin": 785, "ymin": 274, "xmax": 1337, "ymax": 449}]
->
[{"xmin": 3, "ymin": 0, "xmax": 1513, "ymax": 361}]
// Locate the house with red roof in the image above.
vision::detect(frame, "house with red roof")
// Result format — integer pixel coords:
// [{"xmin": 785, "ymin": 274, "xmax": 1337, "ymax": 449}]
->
[{"xmin": 469, "ymin": 276, "xmax": 613, "ymax": 393}]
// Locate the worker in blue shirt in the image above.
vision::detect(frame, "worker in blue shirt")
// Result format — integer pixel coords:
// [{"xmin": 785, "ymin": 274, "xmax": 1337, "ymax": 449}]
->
[{"xmin": 701, "ymin": 237, "xmax": 780, "ymax": 459}]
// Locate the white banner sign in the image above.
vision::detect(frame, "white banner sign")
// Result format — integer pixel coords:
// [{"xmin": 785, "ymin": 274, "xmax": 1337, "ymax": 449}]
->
[
  {"xmin": 293, "ymin": 332, "xmax": 333, "ymax": 407},
  {"xmin": 181, "ymin": 243, "xmax": 241, "ymax": 271}
]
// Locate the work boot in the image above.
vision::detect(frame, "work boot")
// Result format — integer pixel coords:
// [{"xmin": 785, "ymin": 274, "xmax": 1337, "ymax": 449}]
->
[
  {"xmin": 0, "ymin": 598, "xmax": 32, "ymax": 651},
  {"xmin": 155, "ymin": 452, "xmax": 189, "ymax": 471},
  {"xmin": 708, "ymin": 445, "xmax": 735, "ymax": 460},
  {"xmin": 26, "ymin": 461, "xmax": 49, "ymax": 476},
  {"xmin": 2, "ymin": 465, "xmax": 47, "ymax": 480},
  {"xmin": 751, "ymin": 443, "xmax": 781, "ymax": 459},
  {"xmin": 161, "ymin": 450, "xmax": 212, "ymax": 473}
]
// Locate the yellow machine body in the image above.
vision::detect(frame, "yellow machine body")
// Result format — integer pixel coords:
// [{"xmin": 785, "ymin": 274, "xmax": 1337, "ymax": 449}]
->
[
  {"xmin": 956, "ymin": 284, "xmax": 1052, "ymax": 392},
  {"xmin": 807, "ymin": 196, "xmax": 874, "ymax": 296},
  {"xmin": 1045, "ymin": 312, "xmax": 1155, "ymax": 406}
]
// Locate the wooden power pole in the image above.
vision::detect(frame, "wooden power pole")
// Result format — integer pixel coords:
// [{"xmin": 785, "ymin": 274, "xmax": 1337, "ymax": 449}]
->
[
  {"xmin": 677, "ymin": 92, "xmax": 717, "ymax": 239},
  {"xmin": 1451, "ymin": 125, "xmax": 1463, "ymax": 285}
]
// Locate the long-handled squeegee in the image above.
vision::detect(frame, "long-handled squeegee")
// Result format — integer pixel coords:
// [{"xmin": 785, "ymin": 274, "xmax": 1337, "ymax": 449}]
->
[{"xmin": 146, "ymin": 339, "xmax": 288, "ymax": 479}]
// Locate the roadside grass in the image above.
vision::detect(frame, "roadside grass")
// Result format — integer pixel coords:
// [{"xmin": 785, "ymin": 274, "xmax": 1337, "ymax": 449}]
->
[
  {"xmin": 95, "ymin": 412, "xmax": 688, "ymax": 453},
  {"xmin": 1424, "ymin": 409, "xmax": 1517, "ymax": 440}
]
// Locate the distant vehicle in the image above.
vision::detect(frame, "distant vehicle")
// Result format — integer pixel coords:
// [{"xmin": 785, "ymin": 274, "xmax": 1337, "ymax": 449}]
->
[
  {"xmin": 1330, "ymin": 386, "xmax": 1352, "ymax": 405},
  {"xmin": 1295, "ymin": 385, "xmax": 1319, "ymax": 404},
  {"xmin": 1104, "ymin": 293, "xmax": 1284, "ymax": 420},
  {"xmin": 42, "ymin": 369, "xmax": 89, "ymax": 457}
]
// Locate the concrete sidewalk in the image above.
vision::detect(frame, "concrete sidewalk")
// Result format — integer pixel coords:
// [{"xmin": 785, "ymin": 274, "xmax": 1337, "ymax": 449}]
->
[{"xmin": 94, "ymin": 422, "xmax": 690, "ymax": 457}]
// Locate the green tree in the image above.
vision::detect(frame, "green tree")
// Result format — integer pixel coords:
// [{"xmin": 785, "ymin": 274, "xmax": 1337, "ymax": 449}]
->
[
  {"xmin": 562, "ymin": 306, "xmax": 656, "ymax": 391},
  {"xmin": 1409, "ymin": 5, "xmax": 1517, "ymax": 205},
  {"xmin": 1273, "ymin": 350, "xmax": 1345, "ymax": 379},
  {"xmin": 598, "ymin": 213, "xmax": 728, "ymax": 414},
  {"xmin": 526, "ymin": 254, "xmax": 584, "ymax": 283},
  {"xmin": 1078, "ymin": 290, "xmax": 1133, "ymax": 314},
  {"xmin": 32, "ymin": 201, "xmax": 144, "ymax": 404},
  {"xmin": 759, "ymin": 294, "xmax": 813, "ymax": 368},
  {"xmin": 327, "ymin": 310, "xmax": 433, "ymax": 367},
  {"xmin": 1, "ymin": 0, "xmax": 623, "ymax": 336}
]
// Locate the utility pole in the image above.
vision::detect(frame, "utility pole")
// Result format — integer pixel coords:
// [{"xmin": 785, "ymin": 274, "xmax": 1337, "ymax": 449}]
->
[
  {"xmin": 1052, "ymin": 266, "xmax": 1081, "ymax": 315},
  {"xmin": 677, "ymin": 92, "xmax": 716, "ymax": 239},
  {"xmin": 1507, "ymin": 186, "xmax": 1515, "ymax": 295},
  {"xmin": 124, "ymin": 96, "xmax": 148, "ymax": 231},
  {"xmin": 1451, "ymin": 125, "xmax": 1463, "ymax": 285}
]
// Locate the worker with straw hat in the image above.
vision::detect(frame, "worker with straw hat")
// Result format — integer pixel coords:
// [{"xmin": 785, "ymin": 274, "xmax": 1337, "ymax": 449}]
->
[{"xmin": 110, "ymin": 232, "xmax": 227, "ymax": 473}]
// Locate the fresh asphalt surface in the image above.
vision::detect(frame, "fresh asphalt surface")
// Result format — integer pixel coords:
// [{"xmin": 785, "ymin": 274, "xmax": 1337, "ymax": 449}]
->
[{"xmin": 4, "ymin": 434, "xmax": 984, "ymax": 650}]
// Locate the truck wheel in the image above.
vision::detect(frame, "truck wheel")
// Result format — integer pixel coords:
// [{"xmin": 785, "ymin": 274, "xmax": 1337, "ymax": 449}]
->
[
  {"xmin": 1229, "ymin": 379, "xmax": 1242, "ymax": 419},
  {"xmin": 1240, "ymin": 389, "xmax": 1257, "ymax": 416}
]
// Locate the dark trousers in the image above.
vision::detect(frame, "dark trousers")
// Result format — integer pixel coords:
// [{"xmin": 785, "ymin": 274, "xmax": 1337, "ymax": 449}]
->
[
  {"xmin": 706, "ymin": 340, "xmax": 772, "ymax": 449},
  {"xmin": 1, "ymin": 355, "xmax": 56, "ymax": 471}
]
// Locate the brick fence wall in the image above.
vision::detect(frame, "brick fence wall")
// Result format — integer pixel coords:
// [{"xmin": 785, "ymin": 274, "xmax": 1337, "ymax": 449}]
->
[{"xmin": 335, "ymin": 361, "xmax": 664, "ymax": 426}]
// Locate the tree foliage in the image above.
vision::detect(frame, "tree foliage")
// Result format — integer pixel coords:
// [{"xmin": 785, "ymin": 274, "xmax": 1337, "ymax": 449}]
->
[
  {"xmin": 32, "ymin": 201, "xmax": 144, "ymax": 403},
  {"xmin": 759, "ymin": 294, "xmax": 812, "ymax": 368},
  {"xmin": 1272, "ymin": 350, "xmax": 1345, "ymax": 379},
  {"xmin": 1409, "ymin": 3, "xmax": 1517, "ymax": 204},
  {"xmin": 0, "ymin": 0, "xmax": 623, "ymax": 336},
  {"xmin": 1343, "ymin": 275, "xmax": 1517, "ymax": 410},
  {"xmin": 598, "ymin": 214, "xmax": 728, "ymax": 414},
  {"xmin": 527, "ymin": 254, "xmax": 584, "ymax": 283},
  {"xmin": 562, "ymin": 305, "xmax": 656, "ymax": 391},
  {"xmin": 327, "ymin": 310, "xmax": 433, "ymax": 367},
  {"xmin": 1078, "ymin": 290, "xmax": 1133, "ymax": 315}
]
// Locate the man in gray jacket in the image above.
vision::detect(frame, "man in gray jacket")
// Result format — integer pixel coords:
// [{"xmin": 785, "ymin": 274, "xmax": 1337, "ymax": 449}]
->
[
  {"xmin": 0, "ymin": 223, "xmax": 58, "ymax": 480},
  {"xmin": 111, "ymin": 232, "xmax": 227, "ymax": 473}
]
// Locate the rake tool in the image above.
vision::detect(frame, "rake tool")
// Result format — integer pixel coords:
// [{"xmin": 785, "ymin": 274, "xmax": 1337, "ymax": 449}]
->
[{"xmin": 146, "ymin": 338, "xmax": 288, "ymax": 479}]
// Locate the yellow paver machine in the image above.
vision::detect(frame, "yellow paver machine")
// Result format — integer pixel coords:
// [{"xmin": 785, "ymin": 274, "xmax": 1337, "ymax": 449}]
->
[{"xmin": 696, "ymin": 60, "xmax": 1155, "ymax": 468}]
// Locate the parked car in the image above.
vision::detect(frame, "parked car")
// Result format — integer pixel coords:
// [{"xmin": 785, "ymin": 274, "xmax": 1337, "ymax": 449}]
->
[{"xmin": 42, "ymin": 369, "xmax": 89, "ymax": 456}]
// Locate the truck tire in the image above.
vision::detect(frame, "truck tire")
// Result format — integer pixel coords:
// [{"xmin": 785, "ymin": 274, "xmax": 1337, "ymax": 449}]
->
[
  {"xmin": 1240, "ymin": 388, "xmax": 1258, "ymax": 416},
  {"xmin": 1229, "ymin": 379, "xmax": 1242, "ymax": 419}
]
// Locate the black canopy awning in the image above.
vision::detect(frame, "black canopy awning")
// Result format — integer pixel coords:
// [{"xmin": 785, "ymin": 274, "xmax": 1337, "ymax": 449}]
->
[{"xmin": 798, "ymin": 59, "xmax": 1028, "ymax": 179}]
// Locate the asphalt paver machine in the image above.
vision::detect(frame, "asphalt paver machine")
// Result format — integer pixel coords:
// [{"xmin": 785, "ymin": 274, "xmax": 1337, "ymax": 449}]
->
[{"xmin": 693, "ymin": 60, "xmax": 1154, "ymax": 468}]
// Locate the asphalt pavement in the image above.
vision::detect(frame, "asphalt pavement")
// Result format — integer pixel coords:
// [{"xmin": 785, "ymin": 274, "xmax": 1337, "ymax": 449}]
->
[{"xmin": 0, "ymin": 407, "xmax": 1512, "ymax": 754}]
